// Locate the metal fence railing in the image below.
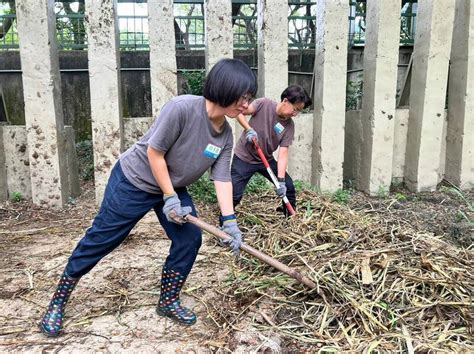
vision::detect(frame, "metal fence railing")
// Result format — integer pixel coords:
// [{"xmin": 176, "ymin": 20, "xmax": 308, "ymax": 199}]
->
[
  {"xmin": 119, "ymin": 15, "xmax": 149, "ymax": 50},
  {"xmin": 56, "ymin": 13, "xmax": 86, "ymax": 50},
  {"xmin": 0, "ymin": 1, "xmax": 418, "ymax": 51},
  {"xmin": 349, "ymin": 1, "xmax": 417, "ymax": 46},
  {"xmin": 174, "ymin": 15, "xmax": 204, "ymax": 49},
  {"xmin": 0, "ymin": 13, "xmax": 17, "ymax": 49}
]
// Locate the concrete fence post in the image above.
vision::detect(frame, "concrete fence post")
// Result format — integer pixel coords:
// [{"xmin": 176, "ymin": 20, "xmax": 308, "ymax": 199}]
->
[
  {"xmin": 358, "ymin": 0, "xmax": 401, "ymax": 195},
  {"xmin": 405, "ymin": 0, "xmax": 455, "ymax": 192},
  {"xmin": 64, "ymin": 126, "xmax": 81, "ymax": 198},
  {"xmin": 149, "ymin": 0, "xmax": 178, "ymax": 117},
  {"xmin": 257, "ymin": 0, "xmax": 288, "ymax": 101},
  {"xmin": 2, "ymin": 126, "xmax": 31, "ymax": 200},
  {"xmin": 311, "ymin": 0, "xmax": 348, "ymax": 192},
  {"xmin": 204, "ymin": 0, "xmax": 241, "ymax": 140},
  {"xmin": 85, "ymin": 0, "xmax": 124, "ymax": 205},
  {"xmin": 205, "ymin": 0, "xmax": 233, "ymax": 72},
  {"xmin": 15, "ymin": 0, "xmax": 70, "ymax": 207},
  {"xmin": 446, "ymin": 0, "xmax": 474, "ymax": 190},
  {"xmin": 0, "ymin": 123, "xmax": 7, "ymax": 201}
]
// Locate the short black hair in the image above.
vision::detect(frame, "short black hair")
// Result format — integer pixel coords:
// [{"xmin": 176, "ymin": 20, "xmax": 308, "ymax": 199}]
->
[
  {"xmin": 281, "ymin": 85, "xmax": 312, "ymax": 109},
  {"xmin": 203, "ymin": 59, "xmax": 257, "ymax": 107}
]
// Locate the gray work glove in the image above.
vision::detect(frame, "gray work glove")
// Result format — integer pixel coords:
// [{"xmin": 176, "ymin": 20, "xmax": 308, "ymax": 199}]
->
[
  {"xmin": 275, "ymin": 181, "xmax": 287, "ymax": 197},
  {"xmin": 245, "ymin": 128, "xmax": 258, "ymax": 144},
  {"xmin": 163, "ymin": 193, "xmax": 192, "ymax": 224},
  {"xmin": 221, "ymin": 218, "xmax": 243, "ymax": 257}
]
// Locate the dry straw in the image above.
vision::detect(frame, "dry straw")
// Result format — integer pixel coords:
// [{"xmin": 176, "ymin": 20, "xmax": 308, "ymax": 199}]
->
[{"xmin": 204, "ymin": 190, "xmax": 473, "ymax": 352}]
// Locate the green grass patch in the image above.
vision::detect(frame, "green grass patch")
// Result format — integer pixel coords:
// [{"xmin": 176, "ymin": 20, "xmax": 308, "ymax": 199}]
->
[
  {"xmin": 332, "ymin": 189, "xmax": 351, "ymax": 204},
  {"xmin": 245, "ymin": 174, "xmax": 272, "ymax": 194}
]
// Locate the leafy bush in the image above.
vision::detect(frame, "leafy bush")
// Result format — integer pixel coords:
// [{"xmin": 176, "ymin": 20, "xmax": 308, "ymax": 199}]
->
[
  {"xmin": 182, "ymin": 70, "xmax": 205, "ymax": 96},
  {"xmin": 189, "ymin": 173, "xmax": 273, "ymax": 203},
  {"xmin": 188, "ymin": 173, "xmax": 217, "ymax": 204},
  {"xmin": 346, "ymin": 77, "xmax": 363, "ymax": 111}
]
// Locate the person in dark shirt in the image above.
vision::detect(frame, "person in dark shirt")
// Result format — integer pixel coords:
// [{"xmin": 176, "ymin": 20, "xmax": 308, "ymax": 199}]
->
[{"xmin": 232, "ymin": 85, "xmax": 312, "ymax": 216}]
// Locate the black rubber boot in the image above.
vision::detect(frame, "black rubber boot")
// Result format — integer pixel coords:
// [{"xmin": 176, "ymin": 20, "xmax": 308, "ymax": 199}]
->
[
  {"xmin": 39, "ymin": 272, "xmax": 79, "ymax": 337},
  {"xmin": 156, "ymin": 266, "xmax": 196, "ymax": 325}
]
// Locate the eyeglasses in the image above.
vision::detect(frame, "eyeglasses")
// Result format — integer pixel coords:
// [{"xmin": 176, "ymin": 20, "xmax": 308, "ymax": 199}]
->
[
  {"xmin": 238, "ymin": 94, "xmax": 254, "ymax": 105},
  {"xmin": 284, "ymin": 99, "xmax": 304, "ymax": 115},
  {"xmin": 290, "ymin": 105, "xmax": 304, "ymax": 116}
]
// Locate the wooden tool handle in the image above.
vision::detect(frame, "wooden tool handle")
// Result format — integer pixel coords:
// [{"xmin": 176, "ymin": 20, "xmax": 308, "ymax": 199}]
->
[{"xmin": 185, "ymin": 214, "xmax": 315, "ymax": 289}]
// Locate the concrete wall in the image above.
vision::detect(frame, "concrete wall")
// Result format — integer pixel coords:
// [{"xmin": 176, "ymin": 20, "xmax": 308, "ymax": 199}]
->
[
  {"xmin": 0, "ymin": 96, "xmax": 467, "ymax": 203},
  {"xmin": 311, "ymin": 0, "xmax": 348, "ymax": 191},
  {"xmin": 1, "ymin": 2, "xmax": 472, "ymax": 206},
  {"xmin": 149, "ymin": 0, "xmax": 177, "ymax": 117},
  {"xmin": 118, "ymin": 108, "xmax": 449, "ymax": 190},
  {"xmin": 1, "ymin": 125, "xmax": 79, "ymax": 201},
  {"xmin": 446, "ymin": 0, "xmax": 474, "ymax": 190},
  {"xmin": 15, "ymin": 0, "xmax": 70, "ymax": 207},
  {"xmin": 344, "ymin": 108, "xmax": 448, "ymax": 187},
  {"xmin": 0, "ymin": 48, "xmax": 412, "ymax": 142},
  {"xmin": 404, "ymin": 0, "xmax": 455, "ymax": 192},
  {"xmin": 257, "ymin": 0, "xmax": 288, "ymax": 101},
  {"xmin": 343, "ymin": 110, "xmax": 363, "ymax": 186},
  {"xmin": 123, "ymin": 117, "xmax": 154, "ymax": 150},
  {"xmin": 287, "ymin": 113, "xmax": 314, "ymax": 182},
  {"xmin": 2, "ymin": 125, "xmax": 31, "ymax": 199},
  {"xmin": 0, "ymin": 123, "xmax": 8, "ymax": 201},
  {"xmin": 358, "ymin": 0, "xmax": 400, "ymax": 195}
]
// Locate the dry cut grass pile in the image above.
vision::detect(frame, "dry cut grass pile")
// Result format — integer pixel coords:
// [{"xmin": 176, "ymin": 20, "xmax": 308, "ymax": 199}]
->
[{"xmin": 203, "ymin": 190, "xmax": 473, "ymax": 352}]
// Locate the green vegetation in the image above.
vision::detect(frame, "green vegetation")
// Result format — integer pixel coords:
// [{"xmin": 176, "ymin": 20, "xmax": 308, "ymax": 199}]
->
[
  {"xmin": 440, "ymin": 183, "xmax": 474, "ymax": 225},
  {"xmin": 303, "ymin": 200, "xmax": 315, "ymax": 217},
  {"xmin": 188, "ymin": 173, "xmax": 217, "ymax": 204},
  {"xmin": 346, "ymin": 77, "xmax": 363, "ymax": 111},
  {"xmin": 182, "ymin": 71, "xmax": 205, "ymax": 96},
  {"xmin": 331, "ymin": 188, "xmax": 351, "ymax": 204},
  {"xmin": 376, "ymin": 185, "xmax": 389, "ymax": 199},
  {"xmin": 240, "ymin": 213, "xmax": 263, "ymax": 226},
  {"xmin": 245, "ymin": 174, "xmax": 272, "ymax": 194},
  {"xmin": 394, "ymin": 192, "xmax": 407, "ymax": 202},
  {"xmin": 189, "ymin": 173, "xmax": 272, "ymax": 204},
  {"xmin": 294, "ymin": 180, "xmax": 318, "ymax": 192},
  {"xmin": 10, "ymin": 191, "xmax": 22, "ymax": 203}
]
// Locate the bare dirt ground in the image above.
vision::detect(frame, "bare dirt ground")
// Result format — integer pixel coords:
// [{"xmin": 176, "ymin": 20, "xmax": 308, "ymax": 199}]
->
[{"xmin": 0, "ymin": 181, "xmax": 472, "ymax": 352}]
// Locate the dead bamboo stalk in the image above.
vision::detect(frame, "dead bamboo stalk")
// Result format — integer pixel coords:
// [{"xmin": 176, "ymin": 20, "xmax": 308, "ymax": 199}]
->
[{"xmin": 185, "ymin": 214, "xmax": 316, "ymax": 289}]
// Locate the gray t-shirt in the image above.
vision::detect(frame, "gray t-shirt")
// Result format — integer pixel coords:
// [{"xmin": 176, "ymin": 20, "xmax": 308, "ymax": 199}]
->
[
  {"xmin": 120, "ymin": 95, "xmax": 233, "ymax": 194},
  {"xmin": 234, "ymin": 98, "xmax": 295, "ymax": 164}
]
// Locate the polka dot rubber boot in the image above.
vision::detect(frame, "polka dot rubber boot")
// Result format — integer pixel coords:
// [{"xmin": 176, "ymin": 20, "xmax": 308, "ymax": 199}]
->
[
  {"xmin": 157, "ymin": 267, "xmax": 196, "ymax": 325},
  {"xmin": 39, "ymin": 272, "xmax": 79, "ymax": 337}
]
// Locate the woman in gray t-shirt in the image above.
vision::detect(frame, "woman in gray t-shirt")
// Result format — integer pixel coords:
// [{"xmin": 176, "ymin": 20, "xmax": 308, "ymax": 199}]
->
[
  {"xmin": 232, "ymin": 85, "xmax": 312, "ymax": 216},
  {"xmin": 39, "ymin": 59, "xmax": 257, "ymax": 336}
]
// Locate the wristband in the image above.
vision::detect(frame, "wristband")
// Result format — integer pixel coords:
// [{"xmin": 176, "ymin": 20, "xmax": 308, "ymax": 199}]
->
[
  {"xmin": 277, "ymin": 177, "xmax": 285, "ymax": 182},
  {"xmin": 221, "ymin": 214, "xmax": 237, "ymax": 225},
  {"xmin": 221, "ymin": 214, "xmax": 236, "ymax": 222}
]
